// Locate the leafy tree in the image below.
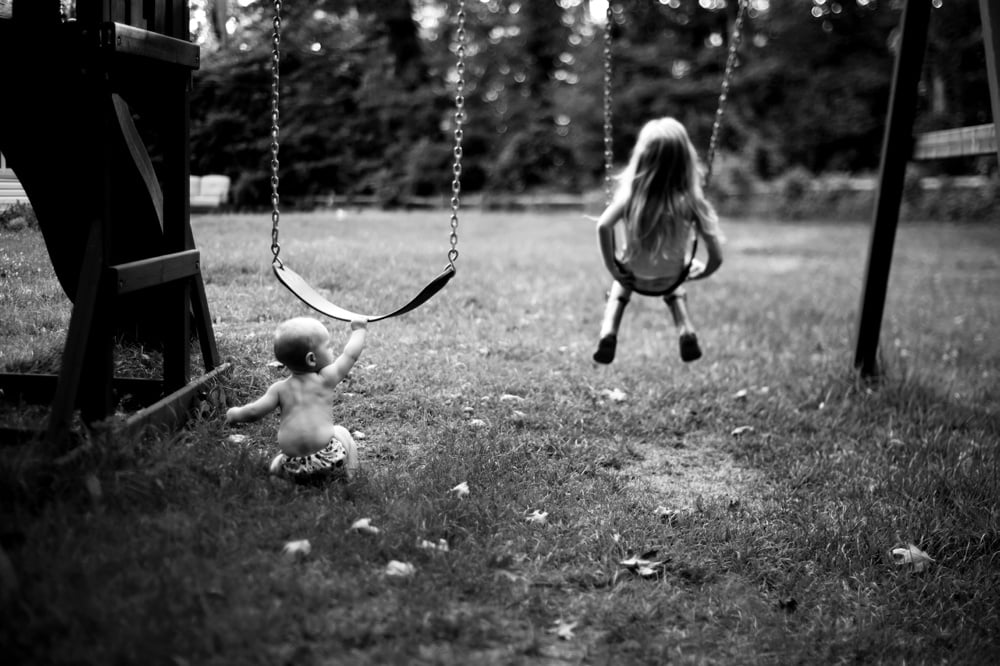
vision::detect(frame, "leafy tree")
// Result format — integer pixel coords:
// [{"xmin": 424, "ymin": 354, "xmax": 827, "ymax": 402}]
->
[
  {"xmin": 191, "ymin": 0, "xmax": 446, "ymax": 207},
  {"xmin": 187, "ymin": 0, "xmax": 993, "ymax": 205}
]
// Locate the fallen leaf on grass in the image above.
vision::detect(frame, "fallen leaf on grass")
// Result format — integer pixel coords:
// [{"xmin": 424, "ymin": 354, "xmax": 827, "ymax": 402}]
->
[
  {"xmin": 733, "ymin": 389, "xmax": 748, "ymax": 400},
  {"xmin": 226, "ymin": 434, "xmax": 247, "ymax": 444},
  {"xmin": 619, "ymin": 549, "xmax": 667, "ymax": 578},
  {"xmin": 347, "ymin": 518, "xmax": 380, "ymax": 535},
  {"xmin": 731, "ymin": 425, "xmax": 754, "ymax": 437},
  {"xmin": 385, "ymin": 560, "xmax": 416, "ymax": 577},
  {"xmin": 525, "ymin": 510, "xmax": 548, "ymax": 524},
  {"xmin": 468, "ymin": 418, "xmax": 487, "ymax": 428},
  {"xmin": 267, "ymin": 361, "xmax": 284, "ymax": 369},
  {"xmin": 549, "ymin": 619, "xmax": 578, "ymax": 640},
  {"xmin": 450, "ymin": 481, "xmax": 470, "ymax": 499},
  {"xmin": 654, "ymin": 506, "xmax": 684, "ymax": 525},
  {"xmin": 417, "ymin": 538, "xmax": 449, "ymax": 552},
  {"xmin": 351, "ymin": 431, "xmax": 366, "ymax": 440},
  {"xmin": 891, "ymin": 543, "xmax": 935, "ymax": 572},
  {"xmin": 500, "ymin": 393, "xmax": 525, "ymax": 403},
  {"xmin": 282, "ymin": 540, "xmax": 311, "ymax": 560},
  {"xmin": 599, "ymin": 388, "xmax": 627, "ymax": 403}
]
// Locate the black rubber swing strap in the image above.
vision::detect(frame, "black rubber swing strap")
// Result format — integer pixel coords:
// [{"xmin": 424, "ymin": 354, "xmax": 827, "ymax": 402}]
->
[{"xmin": 272, "ymin": 262, "xmax": 456, "ymax": 323}]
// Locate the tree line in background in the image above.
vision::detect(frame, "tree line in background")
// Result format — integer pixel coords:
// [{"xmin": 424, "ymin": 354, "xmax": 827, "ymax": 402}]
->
[{"xmin": 188, "ymin": 0, "xmax": 995, "ymax": 209}]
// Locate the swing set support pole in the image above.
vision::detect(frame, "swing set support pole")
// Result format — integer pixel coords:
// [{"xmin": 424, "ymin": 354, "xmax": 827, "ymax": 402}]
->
[{"xmin": 853, "ymin": 0, "xmax": 931, "ymax": 379}]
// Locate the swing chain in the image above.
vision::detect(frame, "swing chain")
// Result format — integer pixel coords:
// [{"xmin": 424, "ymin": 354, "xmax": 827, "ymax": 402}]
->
[
  {"xmin": 270, "ymin": 0, "xmax": 282, "ymax": 266},
  {"xmin": 602, "ymin": 2, "xmax": 614, "ymax": 206},
  {"xmin": 448, "ymin": 0, "xmax": 467, "ymax": 268},
  {"xmin": 704, "ymin": 0, "xmax": 747, "ymax": 187}
]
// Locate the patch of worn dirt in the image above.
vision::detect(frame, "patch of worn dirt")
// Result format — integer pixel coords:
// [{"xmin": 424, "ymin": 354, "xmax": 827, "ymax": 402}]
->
[{"xmin": 624, "ymin": 435, "xmax": 761, "ymax": 509}]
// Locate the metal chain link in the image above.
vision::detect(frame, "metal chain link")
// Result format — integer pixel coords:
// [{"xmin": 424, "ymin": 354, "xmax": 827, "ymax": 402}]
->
[
  {"xmin": 602, "ymin": 2, "xmax": 614, "ymax": 206},
  {"xmin": 269, "ymin": 0, "xmax": 283, "ymax": 265},
  {"xmin": 448, "ymin": 0, "xmax": 467, "ymax": 268},
  {"xmin": 704, "ymin": 0, "xmax": 747, "ymax": 188}
]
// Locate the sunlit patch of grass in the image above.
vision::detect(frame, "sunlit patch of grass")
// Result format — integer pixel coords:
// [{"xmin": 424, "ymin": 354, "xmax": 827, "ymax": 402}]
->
[{"xmin": 1, "ymin": 213, "xmax": 999, "ymax": 663}]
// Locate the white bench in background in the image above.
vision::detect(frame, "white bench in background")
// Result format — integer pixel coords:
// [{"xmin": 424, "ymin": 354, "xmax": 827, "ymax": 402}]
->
[
  {"xmin": 0, "ymin": 152, "xmax": 28, "ymax": 209},
  {"xmin": 190, "ymin": 174, "xmax": 231, "ymax": 211}
]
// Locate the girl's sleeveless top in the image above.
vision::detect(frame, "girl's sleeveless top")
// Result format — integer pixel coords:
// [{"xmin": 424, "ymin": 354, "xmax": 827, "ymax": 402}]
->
[{"xmin": 619, "ymin": 220, "xmax": 695, "ymax": 284}]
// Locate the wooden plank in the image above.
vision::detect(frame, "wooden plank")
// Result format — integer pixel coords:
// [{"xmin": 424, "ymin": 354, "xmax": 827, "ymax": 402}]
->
[
  {"xmin": 853, "ymin": 0, "xmax": 931, "ymax": 379},
  {"xmin": 121, "ymin": 363, "xmax": 231, "ymax": 440},
  {"xmin": 0, "ymin": 426, "xmax": 47, "ymax": 447},
  {"xmin": 97, "ymin": 22, "xmax": 200, "ymax": 68},
  {"xmin": 0, "ymin": 373, "xmax": 59, "ymax": 404},
  {"xmin": 111, "ymin": 93, "xmax": 164, "ymax": 229},
  {"xmin": 152, "ymin": 0, "xmax": 167, "ymax": 36},
  {"xmin": 128, "ymin": 0, "xmax": 146, "ymax": 29},
  {"xmin": 46, "ymin": 219, "xmax": 109, "ymax": 447},
  {"xmin": 110, "ymin": 249, "xmax": 200, "ymax": 294},
  {"xmin": 0, "ymin": 374, "xmax": 166, "ymax": 406},
  {"xmin": 913, "ymin": 124, "xmax": 996, "ymax": 159}
]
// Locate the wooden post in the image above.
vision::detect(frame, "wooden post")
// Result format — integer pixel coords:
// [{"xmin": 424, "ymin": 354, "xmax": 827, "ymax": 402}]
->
[
  {"xmin": 853, "ymin": 0, "xmax": 932, "ymax": 378},
  {"xmin": 981, "ymin": 0, "xmax": 1000, "ymax": 164}
]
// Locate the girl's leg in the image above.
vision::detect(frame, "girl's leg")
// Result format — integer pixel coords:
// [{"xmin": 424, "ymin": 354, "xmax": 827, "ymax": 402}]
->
[
  {"xmin": 269, "ymin": 453, "xmax": 288, "ymax": 477},
  {"xmin": 332, "ymin": 424, "xmax": 359, "ymax": 479},
  {"xmin": 594, "ymin": 280, "xmax": 631, "ymax": 364},
  {"xmin": 664, "ymin": 289, "xmax": 702, "ymax": 362}
]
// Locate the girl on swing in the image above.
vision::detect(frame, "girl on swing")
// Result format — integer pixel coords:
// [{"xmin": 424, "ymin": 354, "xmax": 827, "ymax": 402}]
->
[{"xmin": 593, "ymin": 116, "xmax": 724, "ymax": 365}]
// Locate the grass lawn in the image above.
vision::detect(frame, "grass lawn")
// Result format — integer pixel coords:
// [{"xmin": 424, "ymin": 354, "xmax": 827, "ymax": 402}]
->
[{"xmin": 1, "ymin": 209, "xmax": 999, "ymax": 664}]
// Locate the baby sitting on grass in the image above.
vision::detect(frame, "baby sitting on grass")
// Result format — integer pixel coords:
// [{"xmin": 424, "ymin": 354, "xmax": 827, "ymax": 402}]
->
[{"xmin": 226, "ymin": 317, "xmax": 366, "ymax": 483}]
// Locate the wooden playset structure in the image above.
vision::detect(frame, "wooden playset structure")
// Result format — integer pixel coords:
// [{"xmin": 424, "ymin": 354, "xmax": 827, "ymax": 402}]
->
[
  {"xmin": 854, "ymin": 0, "xmax": 999, "ymax": 378},
  {"xmin": 0, "ymin": 0, "xmax": 228, "ymax": 448}
]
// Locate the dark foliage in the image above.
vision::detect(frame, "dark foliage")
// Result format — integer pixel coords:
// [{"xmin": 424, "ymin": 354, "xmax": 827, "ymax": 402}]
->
[{"xmin": 188, "ymin": 0, "xmax": 995, "ymax": 206}]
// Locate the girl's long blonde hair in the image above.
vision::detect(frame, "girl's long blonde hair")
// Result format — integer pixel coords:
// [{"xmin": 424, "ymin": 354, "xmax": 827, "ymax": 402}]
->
[{"xmin": 615, "ymin": 117, "xmax": 720, "ymax": 261}]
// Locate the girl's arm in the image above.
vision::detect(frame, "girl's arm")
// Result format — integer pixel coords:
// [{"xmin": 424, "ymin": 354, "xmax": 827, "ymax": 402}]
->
[
  {"xmin": 596, "ymin": 199, "xmax": 628, "ymax": 281},
  {"xmin": 320, "ymin": 321, "xmax": 367, "ymax": 388},
  {"xmin": 689, "ymin": 231, "xmax": 723, "ymax": 280},
  {"xmin": 226, "ymin": 382, "xmax": 281, "ymax": 424}
]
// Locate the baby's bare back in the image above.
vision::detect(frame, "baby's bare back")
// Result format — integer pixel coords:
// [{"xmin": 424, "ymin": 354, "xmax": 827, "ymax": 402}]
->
[{"xmin": 275, "ymin": 374, "xmax": 340, "ymax": 456}]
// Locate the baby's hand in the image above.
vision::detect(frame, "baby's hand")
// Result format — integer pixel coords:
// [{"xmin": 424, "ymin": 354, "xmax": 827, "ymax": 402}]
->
[
  {"xmin": 351, "ymin": 319, "xmax": 368, "ymax": 331},
  {"xmin": 225, "ymin": 407, "xmax": 238, "ymax": 424}
]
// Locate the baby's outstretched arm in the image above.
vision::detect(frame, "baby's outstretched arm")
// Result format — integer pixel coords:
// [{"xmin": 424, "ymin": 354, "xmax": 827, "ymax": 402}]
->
[
  {"xmin": 225, "ymin": 382, "xmax": 281, "ymax": 424},
  {"xmin": 319, "ymin": 320, "xmax": 367, "ymax": 388}
]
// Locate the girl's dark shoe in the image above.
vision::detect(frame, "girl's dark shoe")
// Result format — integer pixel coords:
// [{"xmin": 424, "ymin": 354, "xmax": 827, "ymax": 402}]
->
[
  {"xmin": 593, "ymin": 335, "xmax": 617, "ymax": 364},
  {"xmin": 679, "ymin": 333, "xmax": 702, "ymax": 362}
]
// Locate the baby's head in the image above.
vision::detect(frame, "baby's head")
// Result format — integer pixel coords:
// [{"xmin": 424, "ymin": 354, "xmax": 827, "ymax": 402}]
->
[{"xmin": 273, "ymin": 317, "xmax": 332, "ymax": 372}]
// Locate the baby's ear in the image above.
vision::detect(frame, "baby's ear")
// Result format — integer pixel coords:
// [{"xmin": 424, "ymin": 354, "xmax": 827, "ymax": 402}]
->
[{"xmin": 304, "ymin": 351, "xmax": 317, "ymax": 367}]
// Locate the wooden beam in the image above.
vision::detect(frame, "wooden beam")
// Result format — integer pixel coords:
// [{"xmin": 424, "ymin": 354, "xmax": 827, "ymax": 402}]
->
[
  {"xmin": 0, "ymin": 374, "xmax": 168, "ymax": 406},
  {"xmin": 981, "ymin": 0, "xmax": 1000, "ymax": 164},
  {"xmin": 46, "ymin": 219, "xmax": 111, "ymax": 446},
  {"xmin": 121, "ymin": 363, "xmax": 231, "ymax": 440},
  {"xmin": 96, "ymin": 22, "xmax": 200, "ymax": 68},
  {"xmin": 854, "ymin": 0, "xmax": 932, "ymax": 379},
  {"xmin": 912, "ymin": 124, "xmax": 996, "ymax": 160},
  {"xmin": 110, "ymin": 249, "xmax": 200, "ymax": 294},
  {"xmin": 111, "ymin": 93, "xmax": 164, "ymax": 229}
]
